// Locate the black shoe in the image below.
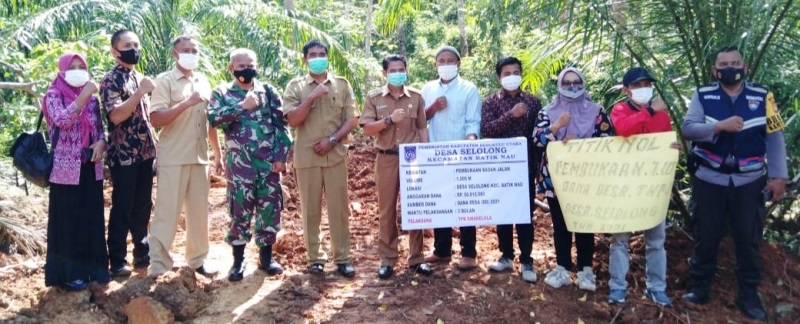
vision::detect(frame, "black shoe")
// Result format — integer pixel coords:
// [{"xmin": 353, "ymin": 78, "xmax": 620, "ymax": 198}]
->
[
  {"xmin": 681, "ymin": 285, "xmax": 710, "ymax": 305},
  {"xmin": 195, "ymin": 265, "xmax": 219, "ymax": 278},
  {"xmin": 308, "ymin": 263, "xmax": 324, "ymax": 274},
  {"xmin": 93, "ymin": 271, "xmax": 112, "ymax": 284},
  {"xmin": 737, "ymin": 291, "xmax": 768, "ymax": 321},
  {"xmin": 410, "ymin": 263, "xmax": 433, "ymax": 276},
  {"xmin": 110, "ymin": 264, "xmax": 132, "ymax": 278},
  {"xmin": 258, "ymin": 245, "xmax": 283, "ymax": 275},
  {"xmin": 228, "ymin": 263, "xmax": 245, "ymax": 282},
  {"xmin": 133, "ymin": 256, "xmax": 150, "ymax": 269},
  {"xmin": 63, "ymin": 279, "xmax": 87, "ymax": 291},
  {"xmin": 337, "ymin": 263, "xmax": 356, "ymax": 277},
  {"xmin": 377, "ymin": 266, "xmax": 394, "ymax": 279}
]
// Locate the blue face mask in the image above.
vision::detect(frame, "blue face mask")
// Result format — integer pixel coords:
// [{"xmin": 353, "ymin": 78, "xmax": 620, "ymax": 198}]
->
[
  {"xmin": 386, "ymin": 72, "xmax": 407, "ymax": 87},
  {"xmin": 308, "ymin": 57, "xmax": 328, "ymax": 74}
]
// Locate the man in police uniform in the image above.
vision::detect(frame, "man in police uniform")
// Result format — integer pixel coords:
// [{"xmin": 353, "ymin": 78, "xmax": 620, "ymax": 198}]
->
[
  {"xmin": 360, "ymin": 55, "xmax": 433, "ymax": 279},
  {"xmin": 283, "ymin": 40, "xmax": 359, "ymax": 277},
  {"xmin": 681, "ymin": 46, "xmax": 787, "ymax": 321}
]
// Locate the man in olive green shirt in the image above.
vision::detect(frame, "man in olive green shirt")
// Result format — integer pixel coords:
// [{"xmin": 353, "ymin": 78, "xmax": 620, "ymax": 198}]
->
[{"xmin": 283, "ymin": 40, "xmax": 359, "ymax": 277}]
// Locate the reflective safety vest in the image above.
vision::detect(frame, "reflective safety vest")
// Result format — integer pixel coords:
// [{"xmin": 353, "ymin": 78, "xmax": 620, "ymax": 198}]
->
[{"xmin": 692, "ymin": 82, "xmax": 768, "ymax": 173}]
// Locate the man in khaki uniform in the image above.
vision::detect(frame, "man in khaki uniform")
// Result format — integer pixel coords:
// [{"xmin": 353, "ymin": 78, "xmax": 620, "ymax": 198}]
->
[
  {"xmin": 283, "ymin": 40, "xmax": 359, "ymax": 277},
  {"xmin": 360, "ymin": 55, "xmax": 433, "ymax": 279},
  {"xmin": 147, "ymin": 36, "xmax": 221, "ymax": 277}
]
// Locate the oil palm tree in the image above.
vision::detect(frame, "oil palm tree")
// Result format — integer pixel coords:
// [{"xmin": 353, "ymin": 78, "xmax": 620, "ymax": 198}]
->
[{"xmin": 2, "ymin": 0, "xmax": 365, "ymax": 92}]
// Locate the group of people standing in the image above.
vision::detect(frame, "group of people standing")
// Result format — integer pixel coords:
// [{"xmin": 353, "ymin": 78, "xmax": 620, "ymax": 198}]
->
[
  {"xmin": 359, "ymin": 45, "xmax": 786, "ymax": 321},
  {"xmin": 42, "ymin": 31, "xmax": 363, "ymax": 289},
  {"xmin": 40, "ymin": 26, "xmax": 786, "ymax": 321}
]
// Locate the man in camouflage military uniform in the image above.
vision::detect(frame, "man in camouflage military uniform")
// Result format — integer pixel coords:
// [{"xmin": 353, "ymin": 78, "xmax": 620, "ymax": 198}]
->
[{"xmin": 208, "ymin": 48, "xmax": 292, "ymax": 282}]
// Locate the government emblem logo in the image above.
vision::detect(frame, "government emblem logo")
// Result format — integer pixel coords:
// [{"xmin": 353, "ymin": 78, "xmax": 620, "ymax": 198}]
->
[{"xmin": 404, "ymin": 146, "xmax": 417, "ymax": 163}]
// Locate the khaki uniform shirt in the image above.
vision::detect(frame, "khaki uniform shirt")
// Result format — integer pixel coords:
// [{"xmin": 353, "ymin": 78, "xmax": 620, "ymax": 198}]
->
[
  {"xmin": 150, "ymin": 68, "xmax": 212, "ymax": 166},
  {"xmin": 283, "ymin": 73, "xmax": 358, "ymax": 169},
  {"xmin": 359, "ymin": 85, "xmax": 426, "ymax": 149}
]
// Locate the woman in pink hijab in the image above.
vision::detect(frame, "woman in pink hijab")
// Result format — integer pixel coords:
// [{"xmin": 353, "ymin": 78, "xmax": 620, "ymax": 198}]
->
[
  {"xmin": 533, "ymin": 67, "xmax": 615, "ymax": 292},
  {"xmin": 42, "ymin": 52, "xmax": 108, "ymax": 291}
]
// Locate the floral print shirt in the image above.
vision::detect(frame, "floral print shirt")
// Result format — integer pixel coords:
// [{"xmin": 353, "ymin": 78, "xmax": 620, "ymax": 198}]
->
[
  {"xmin": 99, "ymin": 65, "xmax": 156, "ymax": 167},
  {"xmin": 533, "ymin": 109, "xmax": 615, "ymax": 197},
  {"xmin": 43, "ymin": 93, "xmax": 105, "ymax": 185}
]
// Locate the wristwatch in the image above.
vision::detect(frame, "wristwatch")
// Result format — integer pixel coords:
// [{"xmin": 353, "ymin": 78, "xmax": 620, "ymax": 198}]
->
[
  {"xmin": 384, "ymin": 116, "xmax": 393, "ymax": 126},
  {"xmin": 328, "ymin": 136, "xmax": 339, "ymax": 146}
]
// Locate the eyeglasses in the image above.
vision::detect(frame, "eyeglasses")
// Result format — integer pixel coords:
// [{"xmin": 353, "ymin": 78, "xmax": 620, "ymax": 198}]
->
[{"xmin": 562, "ymin": 80, "xmax": 583, "ymax": 87}]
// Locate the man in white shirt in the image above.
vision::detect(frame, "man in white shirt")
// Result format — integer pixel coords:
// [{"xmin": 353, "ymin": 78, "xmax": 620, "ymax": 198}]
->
[{"xmin": 421, "ymin": 45, "xmax": 482, "ymax": 270}]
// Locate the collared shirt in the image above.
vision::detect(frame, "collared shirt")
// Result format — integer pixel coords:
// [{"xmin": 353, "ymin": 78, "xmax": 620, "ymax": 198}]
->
[
  {"xmin": 283, "ymin": 73, "xmax": 359, "ymax": 168},
  {"xmin": 682, "ymin": 90, "xmax": 788, "ymax": 186},
  {"xmin": 421, "ymin": 76, "xmax": 481, "ymax": 142},
  {"xmin": 208, "ymin": 80, "xmax": 291, "ymax": 169},
  {"xmin": 359, "ymin": 85, "xmax": 427, "ymax": 150},
  {"xmin": 481, "ymin": 89, "xmax": 542, "ymax": 177},
  {"xmin": 150, "ymin": 68, "xmax": 213, "ymax": 166},
  {"xmin": 100, "ymin": 64, "xmax": 157, "ymax": 167},
  {"xmin": 480, "ymin": 89, "xmax": 541, "ymax": 139}
]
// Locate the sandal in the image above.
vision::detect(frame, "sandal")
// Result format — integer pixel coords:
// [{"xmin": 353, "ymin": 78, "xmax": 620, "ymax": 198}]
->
[{"xmin": 64, "ymin": 279, "xmax": 87, "ymax": 291}]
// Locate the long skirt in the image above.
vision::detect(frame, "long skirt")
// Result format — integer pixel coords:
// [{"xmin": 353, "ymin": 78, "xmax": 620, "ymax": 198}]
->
[{"xmin": 44, "ymin": 162, "xmax": 109, "ymax": 287}]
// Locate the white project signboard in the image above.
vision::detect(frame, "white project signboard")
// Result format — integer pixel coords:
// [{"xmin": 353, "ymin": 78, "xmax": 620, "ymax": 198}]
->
[{"xmin": 399, "ymin": 137, "xmax": 531, "ymax": 230}]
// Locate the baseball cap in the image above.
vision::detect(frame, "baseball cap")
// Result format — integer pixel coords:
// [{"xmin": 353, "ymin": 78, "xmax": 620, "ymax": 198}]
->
[{"xmin": 622, "ymin": 67, "xmax": 656, "ymax": 87}]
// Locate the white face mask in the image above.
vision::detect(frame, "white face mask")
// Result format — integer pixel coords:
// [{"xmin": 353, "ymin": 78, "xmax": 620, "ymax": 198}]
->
[
  {"xmin": 558, "ymin": 86, "xmax": 585, "ymax": 100},
  {"xmin": 500, "ymin": 75, "xmax": 522, "ymax": 91},
  {"xmin": 437, "ymin": 64, "xmax": 459, "ymax": 81},
  {"xmin": 178, "ymin": 53, "xmax": 199, "ymax": 70},
  {"xmin": 630, "ymin": 87, "xmax": 654, "ymax": 104},
  {"xmin": 64, "ymin": 69, "xmax": 90, "ymax": 87}
]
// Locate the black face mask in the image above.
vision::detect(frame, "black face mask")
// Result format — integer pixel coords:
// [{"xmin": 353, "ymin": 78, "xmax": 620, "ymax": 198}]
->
[
  {"xmin": 233, "ymin": 68, "xmax": 257, "ymax": 84},
  {"xmin": 716, "ymin": 67, "xmax": 746, "ymax": 86},
  {"xmin": 117, "ymin": 48, "xmax": 141, "ymax": 65}
]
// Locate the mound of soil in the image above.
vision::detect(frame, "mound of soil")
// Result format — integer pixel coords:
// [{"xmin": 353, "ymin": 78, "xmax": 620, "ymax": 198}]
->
[{"xmin": 0, "ymin": 135, "xmax": 798, "ymax": 323}]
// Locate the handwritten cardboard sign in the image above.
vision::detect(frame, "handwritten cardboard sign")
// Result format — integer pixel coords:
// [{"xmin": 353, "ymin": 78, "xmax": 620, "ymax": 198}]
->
[{"xmin": 546, "ymin": 132, "xmax": 679, "ymax": 233}]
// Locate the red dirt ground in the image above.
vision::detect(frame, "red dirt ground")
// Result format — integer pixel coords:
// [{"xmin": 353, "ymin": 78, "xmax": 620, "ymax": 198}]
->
[{"xmin": 0, "ymin": 134, "xmax": 799, "ymax": 323}]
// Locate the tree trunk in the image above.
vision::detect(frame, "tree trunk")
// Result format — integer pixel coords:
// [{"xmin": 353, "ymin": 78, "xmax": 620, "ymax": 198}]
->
[
  {"xmin": 364, "ymin": 0, "xmax": 373, "ymax": 98},
  {"xmin": 285, "ymin": 0, "xmax": 296, "ymax": 47},
  {"xmin": 397, "ymin": 19, "xmax": 407, "ymax": 58},
  {"xmin": 456, "ymin": 0, "xmax": 468, "ymax": 56}
]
